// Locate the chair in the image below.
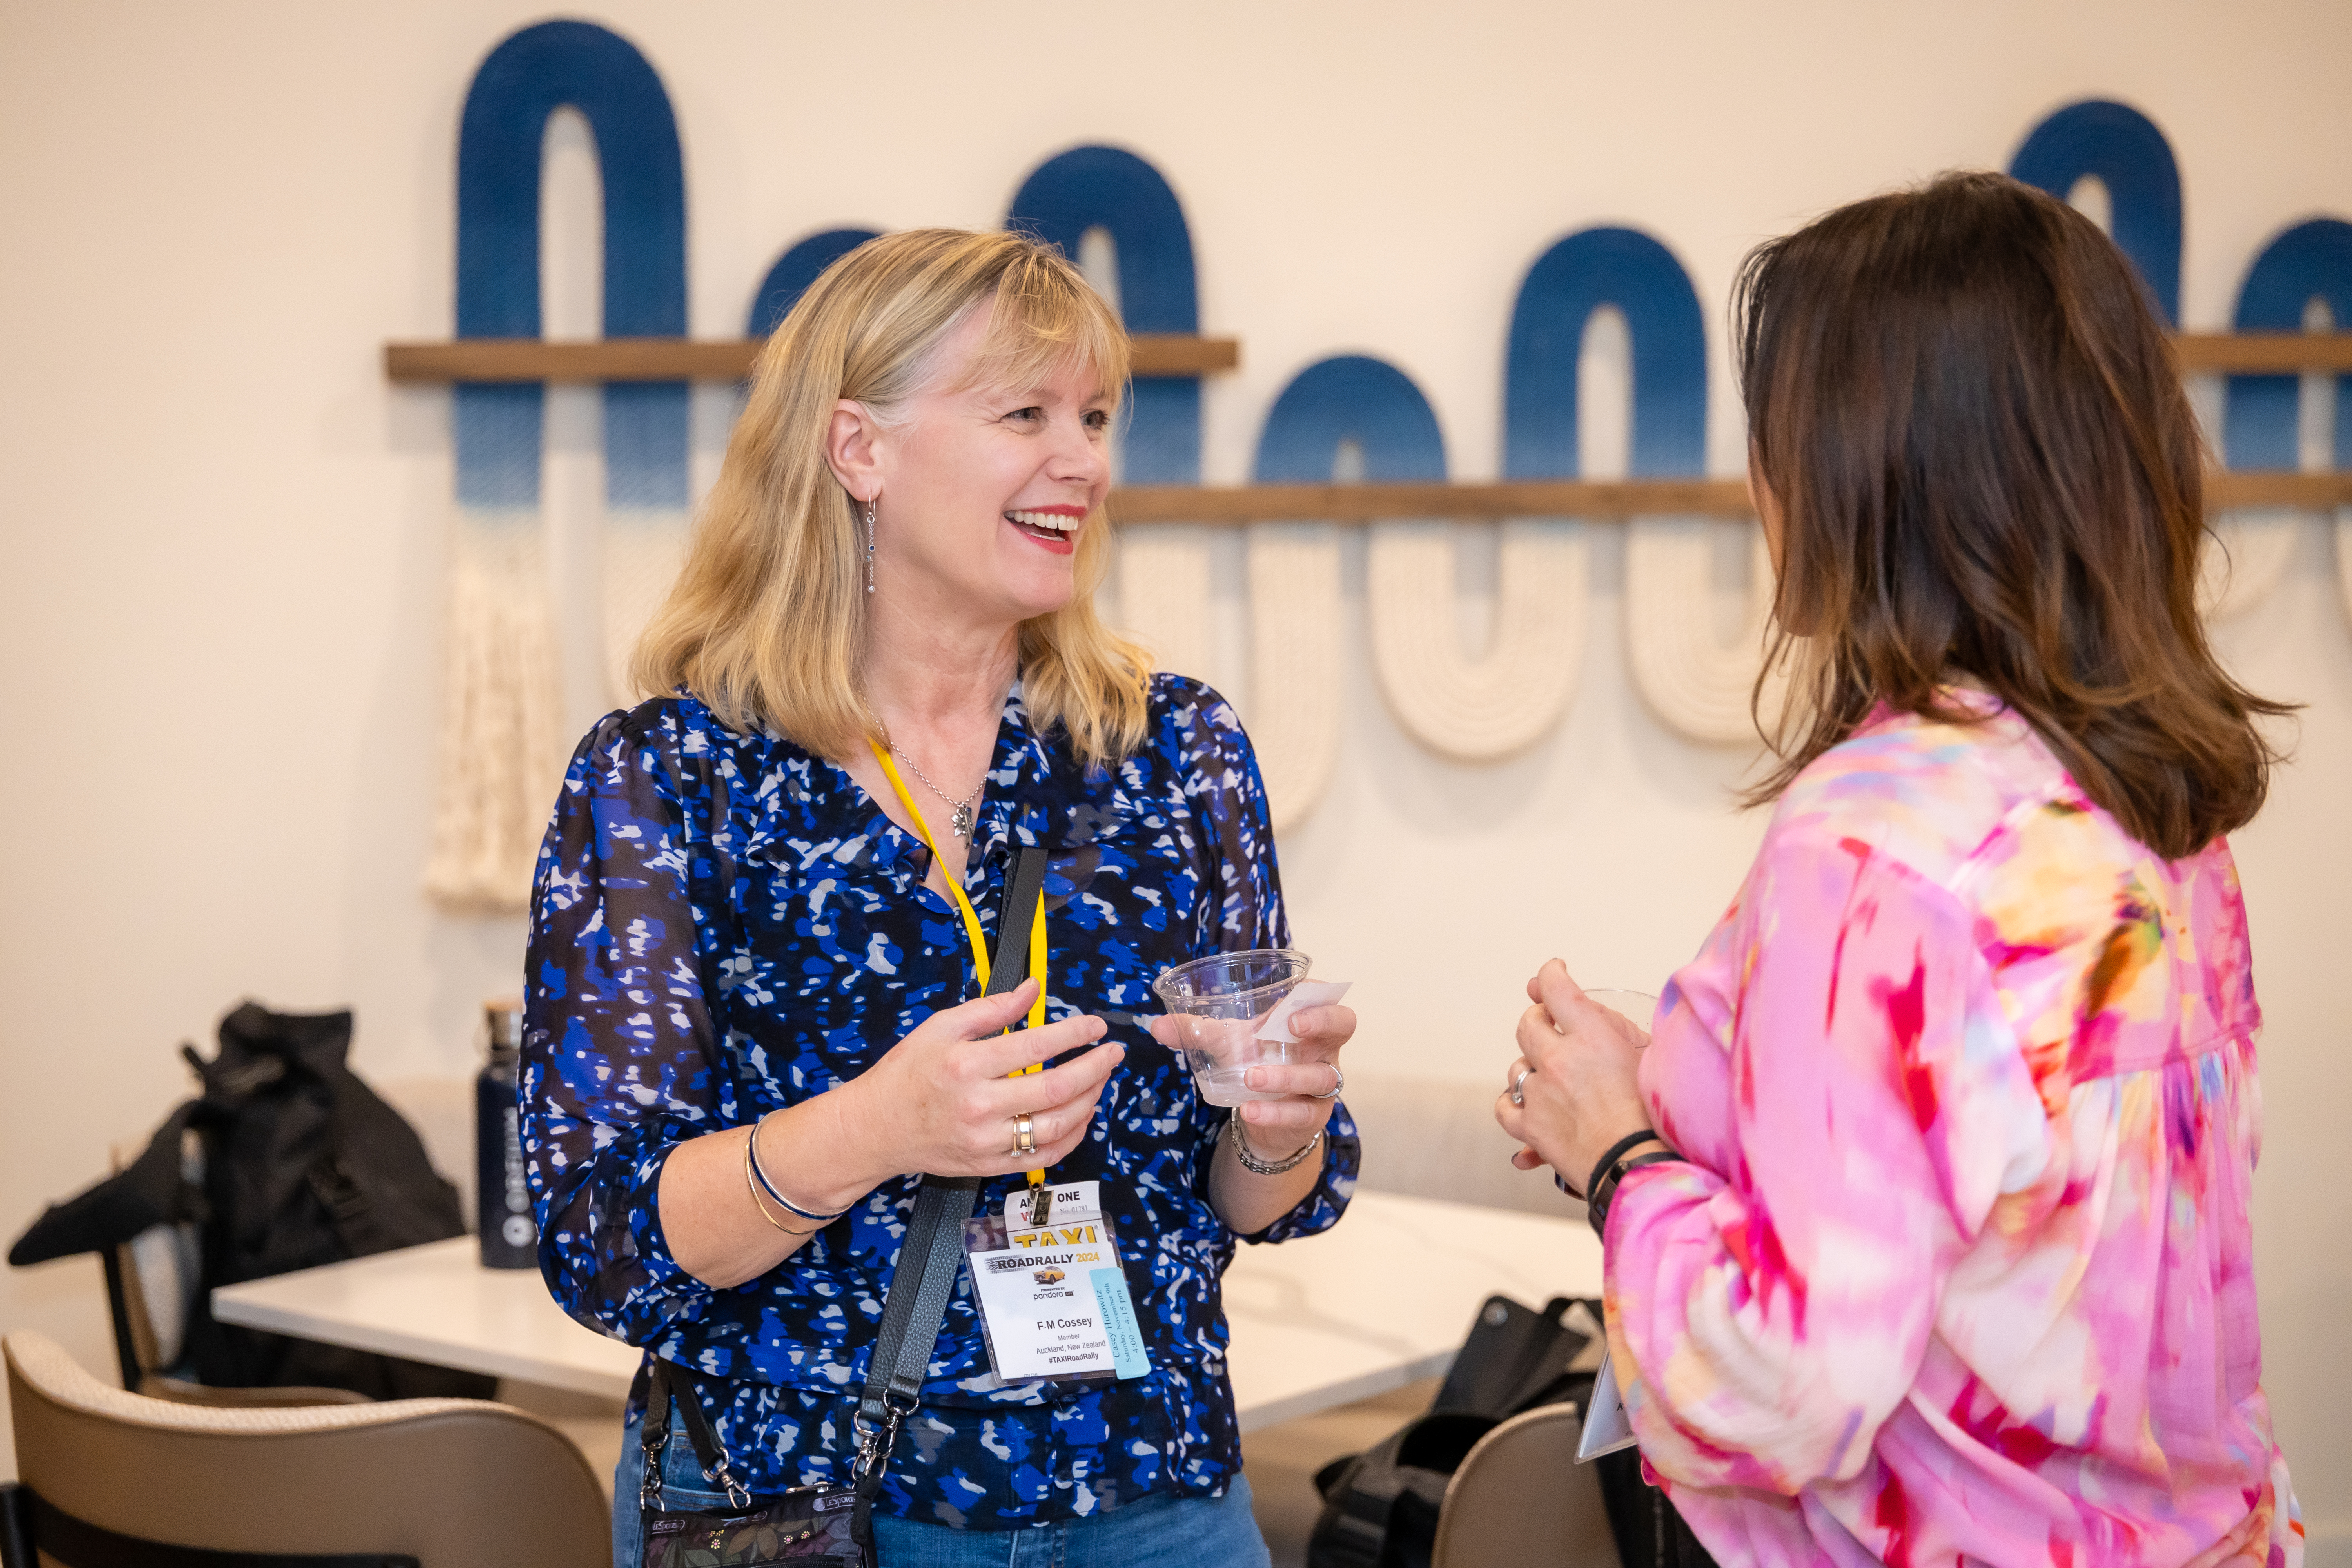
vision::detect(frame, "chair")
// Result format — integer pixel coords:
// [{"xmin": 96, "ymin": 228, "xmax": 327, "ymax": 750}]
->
[
  {"xmin": 108, "ymin": 1220, "xmax": 365, "ymax": 1409},
  {"xmin": 1430, "ymin": 1404, "xmax": 1619, "ymax": 1568},
  {"xmin": 94, "ymin": 1135, "xmax": 364, "ymax": 1408},
  {"xmin": 2, "ymin": 1330, "xmax": 608, "ymax": 1567}
]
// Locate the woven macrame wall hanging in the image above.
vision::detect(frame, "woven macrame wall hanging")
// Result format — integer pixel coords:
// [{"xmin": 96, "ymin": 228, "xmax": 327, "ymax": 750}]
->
[{"xmin": 427, "ymin": 21, "xmax": 688, "ymax": 913}]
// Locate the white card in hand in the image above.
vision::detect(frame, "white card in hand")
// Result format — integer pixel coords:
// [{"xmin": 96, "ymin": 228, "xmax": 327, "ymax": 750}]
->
[
  {"xmin": 1254, "ymin": 980, "xmax": 1354, "ymax": 1042},
  {"xmin": 1576, "ymin": 1347, "xmax": 1639, "ymax": 1461}
]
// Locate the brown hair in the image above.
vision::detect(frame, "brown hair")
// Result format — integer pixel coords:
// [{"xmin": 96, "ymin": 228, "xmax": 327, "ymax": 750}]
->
[
  {"xmin": 1737, "ymin": 171, "xmax": 2289, "ymax": 858},
  {"xmin": 632, "ymin": 228, "xmax": 1151, "ymax": 767}
]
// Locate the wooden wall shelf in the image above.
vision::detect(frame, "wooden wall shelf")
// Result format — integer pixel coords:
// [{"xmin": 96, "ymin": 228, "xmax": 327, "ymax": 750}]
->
[
  {"xmin": 385, "ymin": 334, "xmax": 2348, "ymax": 384},
  {"xmin": 384, "ymin": 329, "xmax": 2352, "ymax": 521},
  {"xmin": 2174, "ymin": 334, "xmax": 2352, "ymax": 372},
  {"xmin": 2208, "ymin": 471, "xmax": 2352, "ymax": 508},
  {"xmin": 383, "ymin": 334, "xmax": 1238, "ymax": 383},
  {"xmin": 1104, "ymin": 470, "xmax": 2352, "ymax": 524}
]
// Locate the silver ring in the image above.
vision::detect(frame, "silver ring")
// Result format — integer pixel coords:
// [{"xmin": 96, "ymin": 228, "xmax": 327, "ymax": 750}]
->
[
  {"xmin": 1510, "ymin": 1066, "xmax": 1534, "ymax": 1107},
  {"xmin": 1312, "ymin": 1062, "xmax": 1344, "ymax": 1100},
  {"xmin": 1011, "ymin": 1113, "xmax": 1036, "ymax": 1156}
]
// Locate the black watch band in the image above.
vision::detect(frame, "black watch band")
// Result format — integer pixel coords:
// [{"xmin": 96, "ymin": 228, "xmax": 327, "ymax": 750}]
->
[
  {"xmin": 1577, "ymin": 1130, "xmax": 1663, "ymax": 1205},
  {"xmin": 1590, "ymin": 1149, "xmax": 1684, "ymax": 1238}
]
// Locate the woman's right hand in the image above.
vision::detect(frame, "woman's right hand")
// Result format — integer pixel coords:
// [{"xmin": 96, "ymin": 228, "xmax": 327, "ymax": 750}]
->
[{"xmin": 822, "ymin": 978, "xmax": 1123, "ymax": 1192}]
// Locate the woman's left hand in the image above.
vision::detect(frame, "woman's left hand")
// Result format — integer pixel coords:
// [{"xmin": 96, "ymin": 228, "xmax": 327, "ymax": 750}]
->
[
  {"xmin": 1148, "ymin": 1001, "xmax": 1356, "ymax": 1144},
  {"xmin": 1496, "ymin": 959, "xmax": 1653, "ymax": 1193}
]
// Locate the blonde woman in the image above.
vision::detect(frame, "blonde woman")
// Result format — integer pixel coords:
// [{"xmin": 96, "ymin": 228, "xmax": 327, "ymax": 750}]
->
[{"xmin": 521, "ymin": 229, "xmax": 1358, "ymax": 1568}]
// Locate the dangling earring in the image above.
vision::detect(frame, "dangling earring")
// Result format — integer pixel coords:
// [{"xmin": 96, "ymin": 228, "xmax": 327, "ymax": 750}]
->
[{"xmin": 863, "ymin": 492, "xmax": 877, "ymax": 595}]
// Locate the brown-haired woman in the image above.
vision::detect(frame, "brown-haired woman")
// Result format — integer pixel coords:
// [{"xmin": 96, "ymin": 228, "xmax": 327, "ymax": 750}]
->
[{"xmin": 1497, "ymin": 172, "xmax": 2301, "ymax": 1566}]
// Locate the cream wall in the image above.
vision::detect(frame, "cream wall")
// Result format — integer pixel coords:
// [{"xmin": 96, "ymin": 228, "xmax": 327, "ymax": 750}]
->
[{"xmin": 4, "ymin": 0, "xmax": 2348, "ymax": 1543}]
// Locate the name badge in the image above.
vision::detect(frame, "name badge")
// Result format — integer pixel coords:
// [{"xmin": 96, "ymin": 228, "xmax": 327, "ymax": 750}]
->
[{"xmin": 962, "ymin": 1180, "xmax": 1151, "ymax": 1385}]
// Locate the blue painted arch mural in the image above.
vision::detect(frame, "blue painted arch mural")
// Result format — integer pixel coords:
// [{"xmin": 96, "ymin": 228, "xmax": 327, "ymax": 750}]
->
[
  {"xmin": 2226, "ymin": 219, "xmax": 2352, "ymax": 474},
  {"xmin": 2010, "ymin": 98, "xmax": 2184, "ymax": 328},
  {"xmin": 748, "ymin": 227, "xmax": 883, "ymax": 338},
  {"xmin": 1008, "ymin": 146, "xmax": 1203, "ymax": 486},
  {"xmin": 1254, "ymin": 355, "xmax": 1448, "ymax": 485},
  {"xmin": 1505, "ymin": 227, "xmax": 1708, "ymax": 481},
  {"xmin": 456, "ymin": 19, "xmax": 688, "ymax": 511}
]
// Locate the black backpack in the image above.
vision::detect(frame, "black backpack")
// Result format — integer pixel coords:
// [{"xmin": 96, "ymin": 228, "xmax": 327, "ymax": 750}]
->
[
  {"xmin": 9, "ymin": 1002, "xmax": 495, "ymax": 1401},
  {"xmin": 1305, "ymin": 1294, "xmax": 1717, "ymax": 1568}
]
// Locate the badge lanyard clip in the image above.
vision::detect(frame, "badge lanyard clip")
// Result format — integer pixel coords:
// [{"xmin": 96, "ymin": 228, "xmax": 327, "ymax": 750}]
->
[{"xmin": 870, "ymin": 740, "xmax": 1051, "ymax": 1188}]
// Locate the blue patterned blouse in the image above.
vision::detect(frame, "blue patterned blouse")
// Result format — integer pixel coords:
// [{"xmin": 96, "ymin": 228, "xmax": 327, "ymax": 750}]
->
[{"xmin": 520, "ymin": 676, "xmax": 1359, "ymax": 1528}]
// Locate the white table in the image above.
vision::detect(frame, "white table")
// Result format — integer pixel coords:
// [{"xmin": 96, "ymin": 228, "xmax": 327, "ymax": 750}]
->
[{"xmin": 212, "ymin": 1190, "xmax": 1601, "ymax": 1432}]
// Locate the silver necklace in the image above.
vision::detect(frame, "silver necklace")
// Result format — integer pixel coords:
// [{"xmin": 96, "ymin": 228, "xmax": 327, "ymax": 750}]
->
[{"xmin": 891, "ymin": 746, "xmax": 981, "ymax": 840}]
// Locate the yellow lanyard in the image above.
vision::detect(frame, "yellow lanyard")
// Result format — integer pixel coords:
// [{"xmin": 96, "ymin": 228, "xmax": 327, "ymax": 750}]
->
[{"xmin": 869, "ymin": 740, "xmax": 1049, "ymax": 1186}]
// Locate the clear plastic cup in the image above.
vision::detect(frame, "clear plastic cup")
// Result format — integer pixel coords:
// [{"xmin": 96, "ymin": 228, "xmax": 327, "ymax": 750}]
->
[
  {"xmin": 1151, "ymin": 949, "xmax": 1312, "ymax": 1107},
  {"xmin": 1579, "ymin": 988, "xmax": 1659, "ymax": 1046}
]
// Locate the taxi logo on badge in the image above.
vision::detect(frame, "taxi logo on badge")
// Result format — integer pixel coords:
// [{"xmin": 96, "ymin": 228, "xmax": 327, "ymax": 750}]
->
[{"xmin": 1013, "ymin": 1224, "xmax": 1100, "ymax": 1249}]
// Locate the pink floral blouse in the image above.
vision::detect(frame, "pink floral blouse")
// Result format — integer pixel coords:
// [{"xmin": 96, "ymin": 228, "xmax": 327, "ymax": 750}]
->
[{"xmin": 1606, "ymin": 700, "xmax": 2301, "ymax": 1567}]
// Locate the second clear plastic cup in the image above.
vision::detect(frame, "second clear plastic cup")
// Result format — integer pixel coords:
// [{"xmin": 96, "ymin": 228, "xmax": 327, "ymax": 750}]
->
[{"xmin": 1151, "ymin": 949, "xmax": 1312, "ymax": 1107}]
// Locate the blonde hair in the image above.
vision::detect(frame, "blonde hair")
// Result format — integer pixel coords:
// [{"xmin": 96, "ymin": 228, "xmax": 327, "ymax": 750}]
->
[{"xmin": 632, "ymin": 228, "xmax": 1152, "ymax": 766}]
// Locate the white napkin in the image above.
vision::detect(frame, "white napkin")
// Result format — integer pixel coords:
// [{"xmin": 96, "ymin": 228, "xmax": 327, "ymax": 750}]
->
[
  {"xmin": 1576, "ymin": 1348, "xmax": 1639, "ymax": 1461},
  {"xmin": 1253, "ymin": 980, "xmax": 1354, "ymax": 1042}
]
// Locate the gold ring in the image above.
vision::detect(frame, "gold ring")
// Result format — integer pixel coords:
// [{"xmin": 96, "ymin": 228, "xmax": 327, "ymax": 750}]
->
[{"xmin": 1011, "ymin": 1113, "xmax": 1036, "ymax": 1156}]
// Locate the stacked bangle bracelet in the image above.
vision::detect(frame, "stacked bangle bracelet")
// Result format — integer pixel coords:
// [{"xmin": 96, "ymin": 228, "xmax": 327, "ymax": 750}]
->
[
  {"xmin": 1227, "ymin": 1114, "xmax": 1323, "ymax": 1176},
  {"xmin": 743, "ymin": 1113, "xmax": 849, "ymax": 1236},
  {"xmin": 743, "ymin": 1132, "xmax": 816, "ymax": 1235}
]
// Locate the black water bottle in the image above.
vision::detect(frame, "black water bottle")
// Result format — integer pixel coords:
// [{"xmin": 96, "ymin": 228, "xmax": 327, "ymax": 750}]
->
[{"xmin": 475, "ymin": 1000, "xmax": 537, "ymax": 1268}]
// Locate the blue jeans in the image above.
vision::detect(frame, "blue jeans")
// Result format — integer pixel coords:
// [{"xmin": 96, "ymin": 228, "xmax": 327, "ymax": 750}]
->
[{"xmin": 612, "ymin": 1411, "xmax": 1270, "ymax": 1568}]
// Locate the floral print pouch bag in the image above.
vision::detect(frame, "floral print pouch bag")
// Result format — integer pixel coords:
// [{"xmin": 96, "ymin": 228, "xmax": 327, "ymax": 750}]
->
[{"xmin": 639, "ymin": 1169, "xmax": 985, "ymax": 1568}]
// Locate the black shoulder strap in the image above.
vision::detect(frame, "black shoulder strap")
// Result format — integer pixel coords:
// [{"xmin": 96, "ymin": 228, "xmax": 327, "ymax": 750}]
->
[
  {"xmin": 849, "ymin": 1177, "xmax": 979, "ymax": 1463},
  {"xmin": 850, "ymin": 844, "xmax": 1051, "ymax": 1479},
  {"xmin": 985, "ymin": 845, "xmax": 1051, "ymax": 1002}
]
